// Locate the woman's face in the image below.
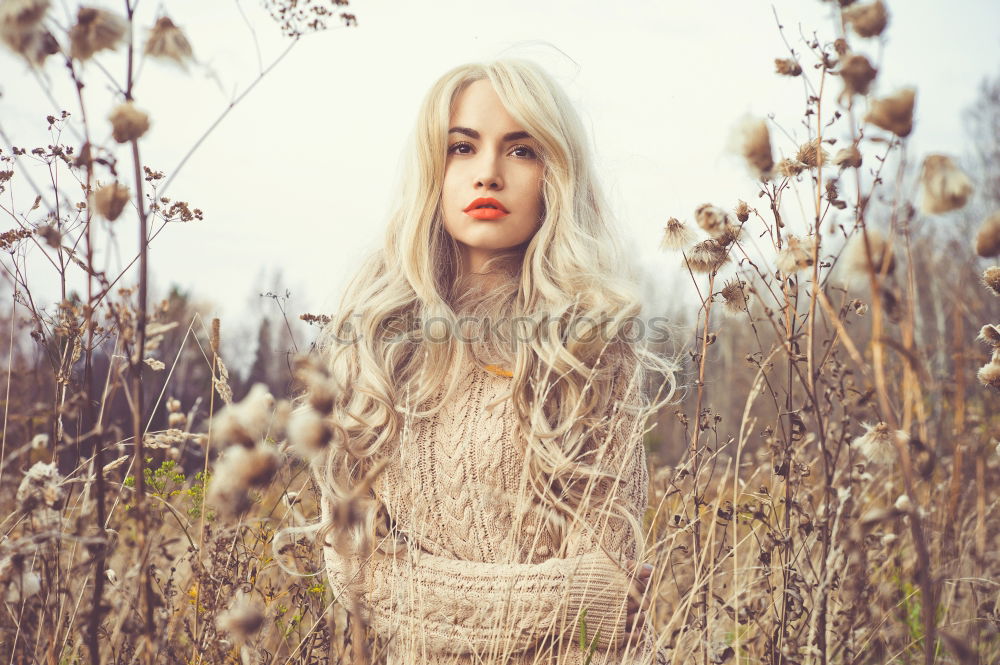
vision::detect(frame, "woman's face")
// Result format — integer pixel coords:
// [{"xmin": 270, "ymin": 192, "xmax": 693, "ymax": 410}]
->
[{"xmin": 441, "ymin": 79, "xmax": 545, "ymax": 275}]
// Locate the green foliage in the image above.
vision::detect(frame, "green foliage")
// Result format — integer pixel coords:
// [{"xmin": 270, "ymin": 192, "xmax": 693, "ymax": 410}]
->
[
  {"xmin": 122, "ymin": 458, "xmax": 214, "ymax": 520},
  {"xmin": 577, "ymin": 608, "xmax": 602, "ymax": 665}
]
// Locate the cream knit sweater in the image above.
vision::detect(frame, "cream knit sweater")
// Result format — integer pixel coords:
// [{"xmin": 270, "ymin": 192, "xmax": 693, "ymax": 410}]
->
[{"xmin": 322, "ymin": 354, "xmax": 667, "ymax": 665}]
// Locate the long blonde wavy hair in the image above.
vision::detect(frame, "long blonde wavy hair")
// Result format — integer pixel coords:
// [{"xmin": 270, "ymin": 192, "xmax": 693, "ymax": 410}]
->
[{"xmin": 312, "ymin": 58, "xmax": 677, "ymax": 559}]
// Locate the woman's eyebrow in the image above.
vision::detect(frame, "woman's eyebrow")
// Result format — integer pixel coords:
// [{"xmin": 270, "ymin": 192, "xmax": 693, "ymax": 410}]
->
[{"xmin": 448, "ymin": 127, "xmax": 533, "ymax": 142}]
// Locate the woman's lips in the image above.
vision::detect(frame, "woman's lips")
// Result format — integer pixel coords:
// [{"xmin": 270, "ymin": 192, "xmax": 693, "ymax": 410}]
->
[{"xmin": 466, "ymin": 207, "xmax": 510, "ymax": 221}]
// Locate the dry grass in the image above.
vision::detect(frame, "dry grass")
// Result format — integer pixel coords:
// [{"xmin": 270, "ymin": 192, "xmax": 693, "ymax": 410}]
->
[{"xmin": 1, "ymin": 2, "xmax": 999, "ymax": 664}]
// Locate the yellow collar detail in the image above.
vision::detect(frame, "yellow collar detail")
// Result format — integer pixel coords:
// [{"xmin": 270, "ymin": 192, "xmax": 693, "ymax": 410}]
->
[{"xmin": 483, "ymin": 364, "xmax": 513, "ymax": 378}]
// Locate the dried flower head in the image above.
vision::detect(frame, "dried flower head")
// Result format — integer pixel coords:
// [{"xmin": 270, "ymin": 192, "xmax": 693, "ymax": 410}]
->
[
  {"xmin": 838, "ymin": 53, "xmax": 878, "ymax": 97},
  {"xmin": 684, "ymin": 239, "xmax": 729, "ymax": 273},
  {"xmin": 795, "ymin": 139, "xmax": 829, "ymax": 169},
  {"xmin": 144, "ymin": 16, "xmax": 193, "ymax": 68},
  {"xmin": 108, "ymin": 102, "xmax": 150, "ymax": 143},
  {"xmin": 168, "ymin": 412, "xmax": 187, "ymax": 428},
  {"xmin": 69, "ymin": 7, "xmax": 127, "ymax": 61},
  {"xmin": 865, "ymin": 88, "xmax": 916, "ymax": 138},
  {"xmin": 833, "ymin": 144, "xmax": 863, "ymax": 169},
  {"xmin": 975, "ymin": 212, "xmax": 1000, "ymax": 258},
  {"xmin": 0, "ymin": 0, "xmax": 49, "ymax": 30},
  {"xmin": 287, "ymin": 407, "xmax": 336, "ymax": 460},
  {"xmin": 734, "ymin": 117, "xmax": 774, "ymax": 179},
  {"xmin": 694, "ymin": 204, "xmax": 733, "ymax": 238},
  {"xmin": 979, "ymin": 360, "xmax": 1000, "ymax": 390},
  {"xmin": 208, "ymin": 443, "xmax": 281, "ymax": 515},
  {"xmin": 777, "ymin": 158, "xmax": 806, "ymax": 178},
  {"xmin": 719, "ymin": 278, "xmax": 751, "ymax": 315},
  {"xmin": 844, "ymin": 1, "xmax": 889, "ymax": 38},
  {"xmin": 893, "ymin": 493, "xmax": 913, "ymax": 513},
  {"xmin": 920, "ymin": 154, "xmax": 973, "ymax": 214},
  {"xmin": 293, "ymin": 356, "xmax": 339, "ymax": 414},
  {"xmin": 16, "ymin": 461, "xmax": 64, "ymax": 512},
  {"xmin": 844, "ymin": 228, "xmax": 894, "ymax": 276},
  {"xmin": 851, "ymin": 422, "xmax": 903, "ymax": 465},
  {"xmin": 984, "ymin": 266, "xmax": 1000, "ymax": 295},
  {"xmin": 166, "ymin": 397, "xmax": 182, "ymax": 413},
  {"xmin": 2, "ymin": 563, "xmax": 41, "ymax": 603},
  {"xmin": 774, "ymin": 58, "xmax": 802, "ymax": 76},
  {"xmin": 776, "ymin": 235, "xmax": 816, "ymax": 274},
  {"xmin": 0, "ymin": 0, "xmax": 57, "ymax": 64},
  {"xmin": 978, "ymin": 324, "xmax": 1000, "ymax": 348},
  {"xmin": 734, "ymin": 200, "xmax": 750, "ymax": 223},
  {"xmin": 91, "ymin": 182, "xmax": 130, "ymax": 221},
  {"xmin": 660, "ymin": 217, "xmax": 695, "ymax": 251},
  {"xmin": 211, "ymin": 383, "xmax": 277, "ymax": 447},
  {"xmin": 216, "ymin": 593, "xmax": 265, "ymax": 640}
]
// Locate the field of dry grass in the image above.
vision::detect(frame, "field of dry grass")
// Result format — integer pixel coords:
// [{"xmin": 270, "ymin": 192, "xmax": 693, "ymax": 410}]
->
[{"xmin": 1, "ymin": 1, "xmax": 999, "ymax": 664}]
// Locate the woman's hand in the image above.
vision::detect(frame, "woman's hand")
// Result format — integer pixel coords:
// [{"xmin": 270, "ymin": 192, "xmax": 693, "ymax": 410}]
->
[{"xmin": 624, "ymin": 559, "xmax": 653, "ymax": 640}]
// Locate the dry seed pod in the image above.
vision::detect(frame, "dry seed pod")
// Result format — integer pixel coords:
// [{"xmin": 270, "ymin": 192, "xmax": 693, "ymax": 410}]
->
[
  {"xmin": 844, "ymin": 228, "xmax": 895, "ymax": 276},
  {"xmin": 796, "ymin": 139, "xmax": 829, "ymax": 169},
  {"xmin": 850, "ymin": 422, "xmax": 904, "ymax": 465},
  {"xmin": 866, "ymin": 88, "xmax": 916, "ymax": 137},
  {"xmin": 839, "ymin": 53, "xmax": 878, "ymax": 97},
  {"xmin": 144, "ymin": 16, "xmax": 193, "ymax": 69},
  {"xmin": 92, "ymin": 183, "xmax": 130, "ymax": 220},
  {"xmin": 980, "ymin": 360, "xmax": 1000, "ymax": 390},
  {"xmin": 684, "ymin": 239, "xmax": 729, "ymax": 273},
  {"xmin": 660, "ymin": 217, "xmax": 695, "ymax": 251},
  {"xmin": 774, "ymin": 58, "xmax": 801, "ymax": 76},
  {"xmin": 734, "ymin": 200, "xmax": 750, "ymax": 223},
  {"xmin": 920, "ymin": 154, "xmax": 973, "ymax": 214},
  {"xmin": 978, "ymin": 324, "xmax": 1000, "ymax": 348},
  {"xmin": 776, "ymin": 235, "xmax": 816, "ymax": 274},
  {"xmin": 843, "ymin": 0, "xmax": 889, "ymax": 38},
  {"xmin": 984, "ymin": 266, "xmax": 1000, "ymax": 295},
  {"xmin": 719, "ymin": 278, "xmax": 751, "ymax": 316},
  {"xmin": 694, "ymin": 204, "xmax": 734, "ymax": 238},
  {"xmin": 69, "ymin": 6, "xmax": 127, "ymax": 61},
  {"xmin": 734, "ymin": 117, "xmax": 774, "ymax": 179},
  {"xmin": 834, "ymin": 144, "xmax": 863, "ymax": 169},
  {"xmin": 975, "ymin": 212, "xmax": 1000, "ymax": 258},
  {"xmin": 108, "ymin": 102, "xmax": 150, "ymax": 143}
]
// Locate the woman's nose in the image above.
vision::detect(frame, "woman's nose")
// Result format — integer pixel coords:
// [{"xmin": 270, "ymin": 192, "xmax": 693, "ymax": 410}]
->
[{"xmin": 474, "ymin": 155, "xmax": 503, "ymax": 190}]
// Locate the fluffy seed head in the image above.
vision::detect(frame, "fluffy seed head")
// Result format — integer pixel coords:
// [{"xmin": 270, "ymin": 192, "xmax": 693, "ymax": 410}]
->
[
  {"xmin": 0, "ymin": 1, "xmax": 57, "ymax": 64},
  {"xmin": 833, "ymin": 144, "xmax": 863, "ymax": 169},
  {"xmin": 776, "ymin": 235, "xmax": 816, "ymax": 274},
  {"xmin": 69, "ymin": 7, "xmax": 127, "ymax": 61},
  {"xmin": 839, "ymin": 53, "xmax": 878, "ymax": 97},
  {"xmin": 0, "ymin": 0, "xmax": 49, "ymax": 30},
  {"xmin": 208, "ymin": 443, "xmax": 281, "ymax": 515},
  {"xmin": 168, "ymin": 412, "xmax": 187, "ymax": 428},
  {"xmin": 796, "ymin": 139, "xmax": 829, "ymax": 169},
  {"xmin": 979, "ymin": 361, "xmax": 1000, "ymax": 390},
  {"xmin": 144, "ymin": 16, "xmax": 193, "ymax": 68},
  {"xmin": 108, "ymin": 102, "xmax": 150, "ymax": 143},
  {"xmin": 734, "ymin": 117, "xmax": 774, "ymax": 179},
  {"xmin": 983, "ymin": 266, "xmax": 1000, "ymax": 295},
  {"xmin": 734, "ymin": 200, "xmax": 750, "ymax": 223},
  {"xmin": 211, "ymin": 383, "xmax": 277, "ymax": 447},
  {"xmin": 91, "ymin": 182, "xmax": 130, "ymax": 221},
  {"xmin": 844, "ymin": 228, "xmax": 894, "ymax": 276},
  {"xmin": 660, "ymin": 217, "xmax": 695, "ymax": 251},
  {"xmin": 719, "ymin": 278, "xmax": 751, "ymax": 316},
  {"xmin": 216, "ymin": 594, "xmax": 265, "ymax": 640},
  {"xmin": 775, "ymin": 58, "xmax": 802, "ymax": 76},
  {"xmin": 978, "ymin": 324, "xmax": 1000, "ymax": 348},
  {"xmin": 851, "ymin": 422, "xmax": 904, "ymax": 465},
  {"xmin": 287, "ymin": 407, "xmax": 334, "ymax": 460},
  {"xmin": 685, "ymin": 239, "xmax": 729, "ymax": 273},
  {"xmin": 777, "ymin": 158, "xmax": 806, "ymax": 178},
  {"xmin": 920, "ymin": 154, "xmax": 973, "ymax": 214},
  {"xmin": 844, "ymin": 1, "xmax": 889, "ymax": 38},
  {"xmin": 695, "ymin": 204, "xmax": 732, "ymax": 237},
  {"xmin": 866, "ymin": 88, "xmax": 916, "ymax": 138},
  {"xmin": 893, "ymin": 493, "xmax": 913, "ymax": 513},
  {"xmin": 3, "ymin": 565, "xmax": 41, "ymax": 603},
  {"xmin": 975, "ymin": 213, "xmax": 1000, "ymax": 258},
  {"xmin": 16, "ymin": 461, "xmax": 64, "ymax": 512}
]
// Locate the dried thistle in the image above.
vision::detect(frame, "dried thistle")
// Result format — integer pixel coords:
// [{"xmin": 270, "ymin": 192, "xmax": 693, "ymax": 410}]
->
[
  {"xmin": 844, "ymin": 228, "xmax": 894, "ymax": 276},
  {"xmin": 208, "ymin": 443, "xmax": 281, "ymax": 515},
  {"xmin": 796, "ymin": 139, "xmax": 829, "ymax": 169},
  {"xmin": 211, "ymin": 383, "xmax": 278, "ymax": 447},
  {"xmin": 660, "ymin": 217, "xmax": 696, "ymax": 251},
  {"xmin": 833, "ymin": 144, "xmax": 863, "ymax": 169},
  {"xmin": 69, "ymin": 7, "xmax": 127, "ymax": 61},
  {"xmin": 719, "ymin": 278, "xmax": 751, "ymax": 315},
  {"xmin": 734, "ymin": 117, "xmax": 774, "ymax": 179},
  {"xmin": 144, "ymin": 15, "xmax": 193, "ymax": 68},
  {"xmin": 0, "ymin": 0, "xmax": 58, "ymax": 64},
  {"xmin": 777, "ymin": 158, "xmax": 806, "ymax": 178},
  {"xmin": 844, "ymin": 0, "xmax": 889, "ymax": 38},
  {"xmin": 774, "ymin": 58, "xmax": 802, "ymax": 76},
  {"xmin": 975, "ymin": 212, "xmax": 1000, "ymax": 258},
  {"xmin": 984, "ymin": 266, "xmax": 1000, "ymax": 295},
  {"xmin": 0, "ymin": 0, "xmax": 48, "ymax": 31},
  {"xmin": 91, "ymin": 182, "xmax": 130, "ymax": 221},
  {"xmin": 865, "ymin": 88, "xmax": 916, "ymax": 137},
  {"xmin": 851, "ymin": 422, "xmax": 904, "ymax": 465},
  {"xmin": 734, "ymin": 200, "xmax": 750, "ymax": 223},
  {"xmin": 287, "ymin": 407, "xmax": 335, "ymax": 460},
  {"xmin": 838, "ymin": 53, "xmax": 878, "ymax": 97},
  {"xmin": 978, "ymin": 324, "xmax": 1000, "ymax": 348},
  {"xmin": 979, "ymin": 359, "xmax": 1000, "ymax": 390},
  {"xmin": 694, "ymin": 204, "xmax": 732, "ymax": 237},
  {"xmin": 684, "ymin": 239, "xmax": 729, "ymax": 274},
  {"xmin": 776, "ymin": 235, "xmax": 816, "ymax": 274},
  {"xmin": 920, "ymin": 154, "xmax": 973, "ymax": 214},
  {"xmin": 16, "ymin": 461, "xmax": 64, "ymax": 512},
  {"xmin": 108, "ymin": 102, "xmax": 150, "ymax": 143}
]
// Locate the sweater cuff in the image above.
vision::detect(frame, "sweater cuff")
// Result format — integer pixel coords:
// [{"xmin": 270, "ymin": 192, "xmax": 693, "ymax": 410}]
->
[{"xmin": 562, "ymin": 550, "xmax": 631, "ymax": 651}]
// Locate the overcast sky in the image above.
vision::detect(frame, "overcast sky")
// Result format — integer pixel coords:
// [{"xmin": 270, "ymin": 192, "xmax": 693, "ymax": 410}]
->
[{"xmin": 2, "ymin": 0, "xmax": 998, "ymax": 365}]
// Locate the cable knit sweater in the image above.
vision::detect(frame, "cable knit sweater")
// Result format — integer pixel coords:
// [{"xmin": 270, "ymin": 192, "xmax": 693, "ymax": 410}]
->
[{"xmin": 321, "ymin": 353, "xmax": 667, "ymax": 665}]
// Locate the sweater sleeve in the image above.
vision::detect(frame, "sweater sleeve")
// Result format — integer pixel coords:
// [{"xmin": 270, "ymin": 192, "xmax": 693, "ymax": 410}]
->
[{"xmin": 321, "ymin": 498, "xmax": 634, "ymax": 658}]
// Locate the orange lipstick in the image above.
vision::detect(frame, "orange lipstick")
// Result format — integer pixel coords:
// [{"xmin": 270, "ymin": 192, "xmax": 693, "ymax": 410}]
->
[{"xmin": 464, "ymin": 197, "xmax": 510, "ymax": 221}]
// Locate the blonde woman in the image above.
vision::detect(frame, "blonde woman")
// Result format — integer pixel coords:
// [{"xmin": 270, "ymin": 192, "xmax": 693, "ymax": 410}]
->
[{"xmin": 308, "ymin": 59, "xmax": 676, "ymax": 665}]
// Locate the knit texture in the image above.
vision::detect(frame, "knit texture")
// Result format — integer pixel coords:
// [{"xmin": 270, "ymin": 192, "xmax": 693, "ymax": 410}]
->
[{"xmin": 322, "ymin": 354, "xmax": 668, "ymax": 665}]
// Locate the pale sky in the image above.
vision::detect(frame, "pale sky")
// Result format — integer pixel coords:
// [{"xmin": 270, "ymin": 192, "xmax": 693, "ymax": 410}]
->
[{"xmin": 2, "ymin": 0, "xmax": 998, "ymax": 366}]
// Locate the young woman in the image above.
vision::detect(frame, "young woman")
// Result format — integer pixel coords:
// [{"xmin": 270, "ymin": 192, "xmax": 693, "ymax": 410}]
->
[{"xmin": 309, "ymin": 59, "xmax": 676, "ymax": 665}]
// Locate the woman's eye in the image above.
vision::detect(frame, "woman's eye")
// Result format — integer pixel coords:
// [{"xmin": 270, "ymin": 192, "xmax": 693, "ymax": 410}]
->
[
  {"xmin": 510, "ymin": 145, "xmax": 537, "ymax": 159},
  {"xmin": 447, "ymin": 142, "xmax": 473, "ymax": 155}
]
